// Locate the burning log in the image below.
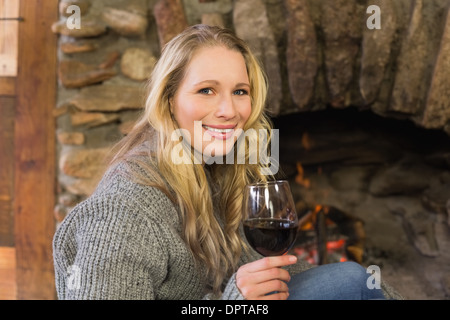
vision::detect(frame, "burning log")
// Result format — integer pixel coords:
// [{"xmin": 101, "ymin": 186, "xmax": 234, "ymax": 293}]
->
[
  {"xmin": 315, "ymin": 207, "xmax": 328, "ymax": 265},
  {"xmin": 294, "ymin": 202, "xmax": 366, "ymax": 265}
]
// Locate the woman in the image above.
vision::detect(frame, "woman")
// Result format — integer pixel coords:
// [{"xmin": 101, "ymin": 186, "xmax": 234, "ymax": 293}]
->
[{"xmin": 53, "ymin": 24, "xmax": 400, "ymax": 300}]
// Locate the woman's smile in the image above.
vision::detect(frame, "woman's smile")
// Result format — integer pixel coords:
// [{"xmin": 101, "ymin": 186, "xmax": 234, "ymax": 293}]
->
[{"xmin": 202, "ymin": 124, "xmax": 237, "ymax": 140}]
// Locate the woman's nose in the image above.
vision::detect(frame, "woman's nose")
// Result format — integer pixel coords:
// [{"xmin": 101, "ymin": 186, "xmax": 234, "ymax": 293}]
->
[{"xmin": 214, "ymin": 94, "xmax": 237, "ymax": 119}]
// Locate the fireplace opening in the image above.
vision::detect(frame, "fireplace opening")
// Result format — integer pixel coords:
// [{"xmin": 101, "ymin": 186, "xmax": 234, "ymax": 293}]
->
[{"xmin": 272, "ymin": 107, "xmax": 450, "ymax": 299}]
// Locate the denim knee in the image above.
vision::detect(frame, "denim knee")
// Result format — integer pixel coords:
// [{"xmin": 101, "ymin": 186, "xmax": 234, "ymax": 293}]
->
[
  {"xmin": 287, "ymin": 261, "xmax": 386, "ymax": 300},
  {"xmin": 339, "ymin": 261, "xmax": 367, "ymax": 282}
]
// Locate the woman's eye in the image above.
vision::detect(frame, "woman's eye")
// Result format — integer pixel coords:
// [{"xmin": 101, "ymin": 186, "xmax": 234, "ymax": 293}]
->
[
  {"xmin": 198, "ymin": 88, "xmax": 213, "ymax": 95},
  {"xmin": 233, "ymin": 89, "xmax": 248, "ymax": 95}
]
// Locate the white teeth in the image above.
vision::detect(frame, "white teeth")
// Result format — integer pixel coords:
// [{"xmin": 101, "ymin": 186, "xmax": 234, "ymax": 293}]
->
[{"xmin": 203, "ymin": 125, "xmax": 233, "ymax": 133}]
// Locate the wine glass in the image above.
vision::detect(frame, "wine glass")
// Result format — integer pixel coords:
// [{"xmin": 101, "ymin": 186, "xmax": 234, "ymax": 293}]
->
[{"xmin": 242, "ymin": 180, "xmax": 298, "ymax": 257}]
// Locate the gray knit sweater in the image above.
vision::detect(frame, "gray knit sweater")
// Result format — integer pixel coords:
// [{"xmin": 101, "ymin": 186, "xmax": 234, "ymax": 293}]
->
[{"xmin": 53, "ymin": 159, "xmax": 402, "ymax": 300}]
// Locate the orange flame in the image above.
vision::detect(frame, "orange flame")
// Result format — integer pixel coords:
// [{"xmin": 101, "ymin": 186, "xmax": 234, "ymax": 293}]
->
[
  {"xmin": 301, "ymin": 132, "xmax": 312, "ymax": 150},
  {"xmin": 295, "ymin": 162, "xmax": 311, "ymax": 188}
]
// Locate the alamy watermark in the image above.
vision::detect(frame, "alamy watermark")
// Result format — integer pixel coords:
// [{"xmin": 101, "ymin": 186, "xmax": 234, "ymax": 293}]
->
[
  {"xmin": 67, "ymin": 264, "xmax": 81, "ymax": 290},
  {"xmin": 66, "ymin": 5, "xmax": 81, "ymax": 30},
  {"xmin": 366, "ymin": 5, "xmax": 381, "ymax": 30},
  {"xmin": 170, "ymin": 121, "xmax": 279, "ymax": 176},
  {"xmin": 366, "ymin": 265, "xmax": 381, "ymax": 289},
  {"xmin": 66, "ymin": 263, "xmax": 382, "ymax": 291},
  {"xmin": 66, "ymin": 5, "xmax": 382, "ymax": 31}
]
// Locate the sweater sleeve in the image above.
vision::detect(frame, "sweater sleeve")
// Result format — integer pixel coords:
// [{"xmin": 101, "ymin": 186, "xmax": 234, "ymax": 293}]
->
[{"xmin": 53, "ymin": 193, "xmax": 170, "ymax": 300}]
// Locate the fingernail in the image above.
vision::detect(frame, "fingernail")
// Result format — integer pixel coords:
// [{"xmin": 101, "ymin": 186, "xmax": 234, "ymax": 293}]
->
[{"xmin": 289, "ymin": 255, "xmax": 297, "ymax": 262}]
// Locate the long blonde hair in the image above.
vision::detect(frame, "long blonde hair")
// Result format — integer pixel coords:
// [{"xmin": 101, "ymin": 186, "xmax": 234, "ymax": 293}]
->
[{"xmin": 110, "ymin": 24, "xmax": 274, "ymax": 294}]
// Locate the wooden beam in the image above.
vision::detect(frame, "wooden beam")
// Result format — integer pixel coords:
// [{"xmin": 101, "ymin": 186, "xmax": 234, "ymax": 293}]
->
[{"xmin": 14, "ymin": 0, "xmax": 58, "ymax": 300}]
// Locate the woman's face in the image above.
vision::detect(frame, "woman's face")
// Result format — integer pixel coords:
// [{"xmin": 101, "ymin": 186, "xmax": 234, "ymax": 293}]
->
[{"xmin": 171, "ymin": 45, "xmax": 252, "ymax": 160}]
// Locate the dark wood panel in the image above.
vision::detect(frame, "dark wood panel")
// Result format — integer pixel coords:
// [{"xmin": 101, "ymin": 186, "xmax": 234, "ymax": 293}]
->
[
  {"xmin": 14, "ymin": 0, "xmax": 58, "ymax": 300},
  {"xmin": 0, "ymin": 97, "xmax": 15, "ymax": 247}
]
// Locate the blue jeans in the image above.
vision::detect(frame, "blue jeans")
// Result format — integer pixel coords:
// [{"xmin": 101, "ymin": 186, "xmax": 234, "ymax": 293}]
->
[{"xmin": 287, "ymin": 261, "xmax": 386, "ymax": 300}]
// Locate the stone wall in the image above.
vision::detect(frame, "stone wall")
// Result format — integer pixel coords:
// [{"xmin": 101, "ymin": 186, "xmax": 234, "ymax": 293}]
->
[{"xmin": 51, "ymin": 0, "xmax": 450, "ymax": 222}]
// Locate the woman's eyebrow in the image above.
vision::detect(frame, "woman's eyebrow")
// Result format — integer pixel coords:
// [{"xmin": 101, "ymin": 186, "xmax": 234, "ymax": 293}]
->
[
  {"xmin": 193, "ymin": 80, "xmax": 250, "ymax": 88},
  {"xmin": 193, "ymin": 80, "xmax": 220, "ymax": 86},
  {"xmin": 235, "ymin": 82, "xmax": 250, "ymax": 89}
]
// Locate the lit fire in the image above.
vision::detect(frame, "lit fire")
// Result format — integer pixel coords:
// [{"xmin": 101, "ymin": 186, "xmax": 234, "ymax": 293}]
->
[
  {"xmin": 294, "ymin": 239, "xmax": 348, "ymax": 265},
  {"xmin": 293, "ymin": 140, "xmax": 349, "ymax": 265},
  {"xmin": 294, "ymin": 204, "xmax": 348, "ymax": 265}
]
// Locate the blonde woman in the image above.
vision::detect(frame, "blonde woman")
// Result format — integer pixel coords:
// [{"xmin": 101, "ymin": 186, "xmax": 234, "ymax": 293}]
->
[{"xmin": 53, "ymin": 25, "xmax": 401, "ymax": 300}]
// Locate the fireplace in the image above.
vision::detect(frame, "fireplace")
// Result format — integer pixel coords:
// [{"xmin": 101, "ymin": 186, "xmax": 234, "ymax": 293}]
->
[{"xmin": 273, "ymin": 107, "xmax": 450, "ymax": 299}]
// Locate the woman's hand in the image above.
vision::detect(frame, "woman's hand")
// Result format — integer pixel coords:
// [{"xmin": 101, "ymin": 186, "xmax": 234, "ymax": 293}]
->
[{"xmin": 235, "ymin": 255, "xmax": 298, "ymax": 300}]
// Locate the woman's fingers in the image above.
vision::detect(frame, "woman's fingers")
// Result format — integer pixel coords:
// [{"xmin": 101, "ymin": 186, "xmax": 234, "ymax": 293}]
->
[
  {"xmin": 239, "ymin": 255, "xmax": 297, "ymax": 273},
  {"xmin": 237, "ymin": 264, "xmax": 291, "ymax": 285},
  {"xmin": 240, "ymin": 278, "xmax": 290, "ymax": 300},
  {"xmin": 236, "ymin": 255, "xmax": 298, "ymax": 300}
]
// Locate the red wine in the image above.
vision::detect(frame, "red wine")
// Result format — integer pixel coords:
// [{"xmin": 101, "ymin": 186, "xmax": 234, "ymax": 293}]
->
[{"xmin": 243, "ymin": 218, "xmax": 298, "ymax": 257}]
